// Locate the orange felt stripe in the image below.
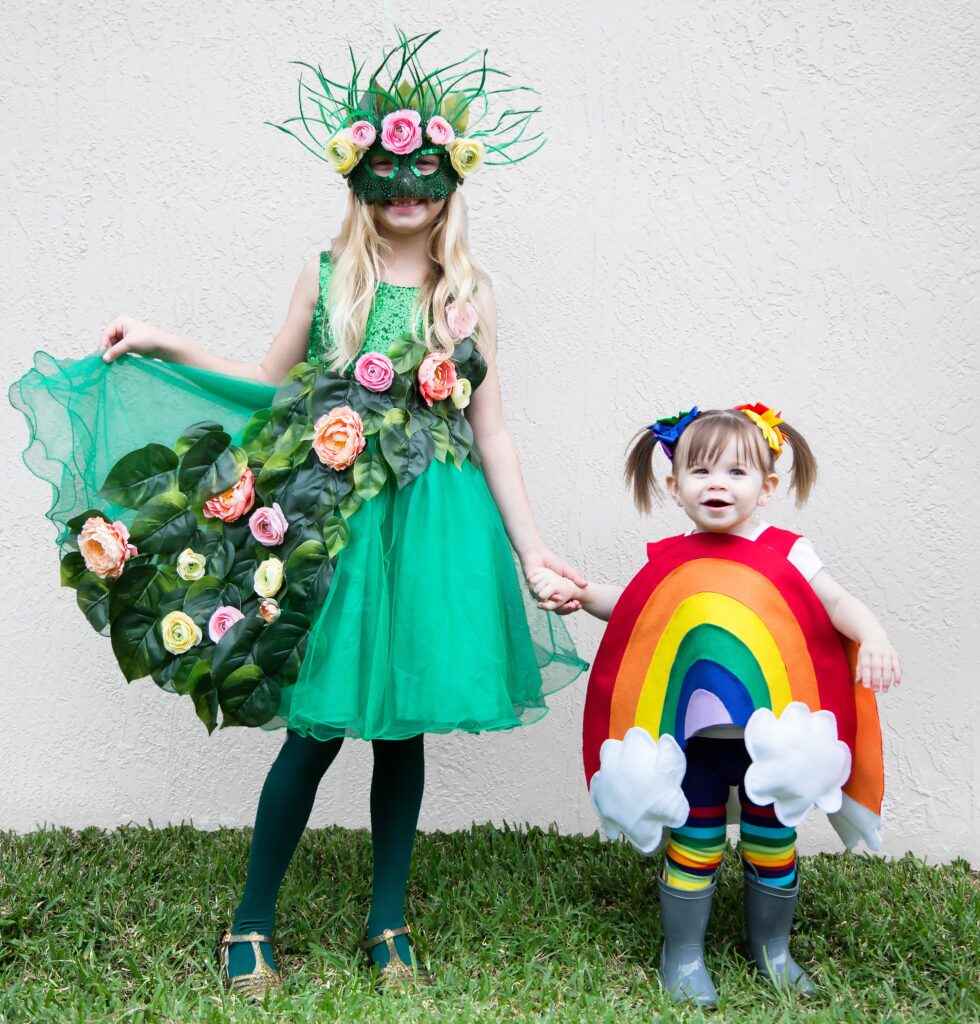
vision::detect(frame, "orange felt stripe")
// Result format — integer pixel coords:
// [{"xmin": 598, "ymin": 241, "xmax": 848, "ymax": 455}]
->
[
  {"xmin": 841, "ymin": 639, "xmax": 885, "ymax": 814},
  {"xmin": 608, "ymin": 559, "xmax": 821, "ymax": 739},
  {"xmin": 667, "ymin": 849, "xmax": 723, "ymax": 869}
]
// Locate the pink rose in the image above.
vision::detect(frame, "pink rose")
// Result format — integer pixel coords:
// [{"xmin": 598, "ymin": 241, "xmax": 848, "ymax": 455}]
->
[
  {"xmin": 446, "ymin": 300, "xmax": 478, "ymax": 340},
  {"xmin": 257, "ymin": 598, "xmax": 281, "ymax": 624},
  {"xmin": 78, "ymin": 516, "xmax": 137, "ymax": 579},
  {"xmin": 418, "ymin": 353, "xmax": 458, "ymax": 407},
  {"xmin": 380, "ymin": 109, "xmax": 423, "ymax": 155},
  {"xmin": 312, "ymin": 406, "xmax": 366, "ymax": 470},
  {"xmin": 208, "ymin": 605, "xmax": 244, "ymax": 643},
  {"xmin": 354, "ymin": 352, "xmax": 395, "ymax": 393},
  {"xmin": 248, "ymin": 502, "xmax": 289, "ymax": 547},
  {"xmin": 203, "ymin": 466, "xmax": 255, "ymax": 523},
  {"xmin": 425, "ymin": 116, "xmax": 455, "ymax": 146},
  {"xmin": 349, "ymin": 120, "xmax": 377, "ymax": 149}
]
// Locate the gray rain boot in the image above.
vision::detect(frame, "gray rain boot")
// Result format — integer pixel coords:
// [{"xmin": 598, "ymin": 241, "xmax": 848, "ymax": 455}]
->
[
  {"xmin": 743, "ymin": 869, "xmax": 815, "ymax": 995},
  {"xmin": 658, "ymin": 875, "xmax": 718, "ymax": 1007}
]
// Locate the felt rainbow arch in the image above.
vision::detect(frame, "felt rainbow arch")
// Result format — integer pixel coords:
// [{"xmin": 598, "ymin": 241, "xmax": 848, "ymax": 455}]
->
[{"xmin": 583, "ymin": 528, "xmax": 884, "ymax": 851}]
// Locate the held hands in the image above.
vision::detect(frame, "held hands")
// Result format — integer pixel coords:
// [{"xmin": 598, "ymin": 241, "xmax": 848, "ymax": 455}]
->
[
  {"xmin": 520, "ymin": 548, "xmax": 586, "ymax": 615},
  {"xmin": 527, "ymin": 567, "xmax": 584, "ymax": 612},
  {"xmin": 99, "ymin": 315, "xmax": 181, "ymax": 363},
  {"xmin": 855, "ymin": 636, "xmax": 902, "ymax": 692}
]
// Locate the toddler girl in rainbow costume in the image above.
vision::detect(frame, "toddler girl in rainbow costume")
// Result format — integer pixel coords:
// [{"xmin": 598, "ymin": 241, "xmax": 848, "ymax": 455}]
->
[{"xmin": 530, "ymin": 405, "xmax": 899, "ymax": 1007}]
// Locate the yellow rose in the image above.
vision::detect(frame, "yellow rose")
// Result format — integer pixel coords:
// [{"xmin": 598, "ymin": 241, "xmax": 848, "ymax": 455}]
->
[
  {"xmin": 324, "ymin": 130, "xmax": 363, "ymax": 175},
  {"xmin": 176, "ymin": 548, "xmax": 207, "ymax": 581},
  {"xmin": 451, "ymin": 378, "xmax": 472, "ymax": 411},
  {"xmin": 161, "ymin": 611, "xmax": 202, "ymax": 655},
  {"xmin": 448, "ymin": 137, "xmax": 485, "ymax": 178},
  {"xmin": 254, "ymin": 557, "xmax": 285, "ymax": 598}
]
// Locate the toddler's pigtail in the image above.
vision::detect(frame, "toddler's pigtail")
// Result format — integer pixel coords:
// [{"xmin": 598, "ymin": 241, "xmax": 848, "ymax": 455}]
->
[
  {"xmin": 624, "ymin": 429, "xmax": 664, "ymax": 514},
  {"xmin": 778, "ymin": 421, "xmax": 817, "ymax": 506}
]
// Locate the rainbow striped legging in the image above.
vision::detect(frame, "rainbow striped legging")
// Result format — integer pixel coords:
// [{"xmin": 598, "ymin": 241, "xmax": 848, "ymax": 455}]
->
[{"xmin": 664, "ymin": 736, "xmax": 797, "ymax": 891}]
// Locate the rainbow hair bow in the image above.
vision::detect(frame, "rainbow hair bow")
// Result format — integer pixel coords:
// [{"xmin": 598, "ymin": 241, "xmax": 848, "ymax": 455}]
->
[
  {"xmin": 735, "ymin": 403, "xmax": 786, "ymax": 458},
  {"xmin": 647, "ymin": 408, "xmax": 700, "ymax": 460}
]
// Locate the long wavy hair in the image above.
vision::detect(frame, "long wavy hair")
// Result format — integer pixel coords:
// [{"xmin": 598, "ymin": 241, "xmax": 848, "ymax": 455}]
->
[{"xmin": 324, "ymin": 191, "xmax": 492, "ymax": 371}]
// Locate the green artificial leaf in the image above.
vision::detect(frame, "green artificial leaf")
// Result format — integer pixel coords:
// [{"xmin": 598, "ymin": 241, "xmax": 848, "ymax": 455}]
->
[
  {"xmin": 183, "ymin": 576, "xmax": 242, "ymax": 627},
  {"xmin": 360, "ymin": 407, "xmax": 386, "ymax": 435},
  {"xmin": 338, "ymin": 490, "xmax": 363, "ymax": 520},
  {"xmin": 171, "ymin": 655, "xmax": 210, "ymax": 697},
  {"xmin": 150, "ymin": 655, "xmax": 179, "ymax": 690},
  {"xmin": 322, "ymin": 516, "xmax": 350, "ymax": 559},
  {"xmin": 310, "ymin": 374, "xmax": 356, "ymax": 419},
  {"xmin": 227, "ymin": 546, "xmax": 260, "ymax": 596},
  {"xmin": 353, "ymin": 452, "xmax": 388, "ymax": 502},
  {"xmin": 241, "ymin": 408, "xmax": 274, "ymax": 450},
  {"xmin": 219, "ymin": 664, "xmax": 280, "ymax": 728},
  {"xmin": 407, "ymin": 406, "xmax": 435, "ymax": 436},
  {"xmin": 448, "ymin": 413, "xmax": 476, "ymax": 470},
  {"xmin": 129, "ymin": 492, "xmax": 197, "ymax": 555},
  {"xmin": 200, "ymin": 534, "xmax": 235, "ymax": 579},
  {"xmin": 191, "ymin": 668, "xmax": 219, "ymax": 733},
  {"xmin": 76, "ymin": 573, "xmax": 112, "ymax": 632},
  {"xmin": 452, "ymin": 337, "xmax": 474, "ymax": 364},
  {"xmin": 430, "ymin": 418, "xmax": 452, "ymax": 464},
  {"xmin": 256, "ymin": 453, "xmax": 294, "ymax": 497},
  {"xmin": 98, "ymin": 444, "xmax": 179, "ymax": 509},
  {"xmin": 387, "ymin": 334, "xmax": 427, "ymax": 373},
  {"xmin": 60, "ymin": 551, "xmax": 88, "ymax": 590},
  {"xmin": 174, "ymin": 421, "xmax": 224, "ymax": 457},
  {"xmin": 108, "ymin": 564, "xmax": 177, "ymax": 622},
  {"xmin": 381, "ymin": 409, "xmax": 435, "ymax": 488},
  {"xmin": 177, "ymin": 431, "xmax": 247, "ymax": 502},
  {"xmin": 110, "ymin": 605, "xmax": 168, "ymax": 681},
  {"xmin": 211, "ymin": 615, "xmax": 265, "ymax": 685},
  {"xmin": 284, "ymin": 538, "xmax": 333, "ymax": 606},
  {"xmin": 359, "ymin": 388, "xmax": 394, "ymax": 416},
  {"xmin": 253, "ymin": 612, "xmax": 309, "ymax": 688}
]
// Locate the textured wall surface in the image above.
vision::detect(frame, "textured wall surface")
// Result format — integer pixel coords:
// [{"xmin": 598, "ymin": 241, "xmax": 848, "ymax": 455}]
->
[{"xmin": 2, "ymin": 2, "xmax": 977, "ymax": 864}]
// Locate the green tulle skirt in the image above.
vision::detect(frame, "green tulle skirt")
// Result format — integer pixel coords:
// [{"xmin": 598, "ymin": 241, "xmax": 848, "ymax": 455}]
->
[{"xmin": 11, "ymin": 351, "xmax": 587, "ymax": 739}]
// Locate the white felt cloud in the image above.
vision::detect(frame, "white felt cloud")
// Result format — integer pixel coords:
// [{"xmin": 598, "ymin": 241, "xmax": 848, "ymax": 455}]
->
[
  {"xmin": 589, "ymin": 727, "xmax": 690, "ymax": 856},
  {"xmin": 743, "ymin": 702, "xmax": 852, "ymax": 828},
  {"xmin": 828, "ymin": 793, "xmax": 883, "ymax": 852}
]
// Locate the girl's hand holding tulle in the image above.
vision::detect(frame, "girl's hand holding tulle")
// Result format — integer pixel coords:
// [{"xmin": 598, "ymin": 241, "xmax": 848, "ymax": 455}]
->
[
  {"xmin": 855, "ymin": 636, "xmax": 901, "ymax": 692},
  {"xmin": 99, "ymin": 315, "xmax": 182, "ymax": 363}
]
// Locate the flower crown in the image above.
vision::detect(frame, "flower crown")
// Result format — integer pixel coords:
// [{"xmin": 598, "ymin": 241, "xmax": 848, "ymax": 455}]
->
[
  {"xmin": 648, "ymin": 404, "xmax": 786, "ymax": 460},
  {"xmin": 270, "ymin": 30, "xmax": 544, "ymax": 185}
]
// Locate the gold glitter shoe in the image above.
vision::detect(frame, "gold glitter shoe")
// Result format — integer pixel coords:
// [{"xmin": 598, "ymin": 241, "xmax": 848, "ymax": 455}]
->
[
  {"xmin": 217, "ymin": 930, "xmax": 283, "ymax": 1001},
  {"xmin": 360, "ymin": 925, "xmax": 434, "ymax": 992}
]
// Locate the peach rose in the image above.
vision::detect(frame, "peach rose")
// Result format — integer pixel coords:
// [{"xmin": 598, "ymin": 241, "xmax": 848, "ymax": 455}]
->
[
  {"xmin": 312, "ymin": 406, "xmax": 366, "ymax": 470},
  {"xmin": 203, "ymin": 466, "xmax": 255, "ymax": 523},
  {"xmin": 78, "ymin": 516, "xmax": 137, "ymax": 579},
  {"xmin": 258, "ymin": 598, "xmax": 281, "ymax": 623},
  {"xmin": 380, "ymin": 109, "xmax": 422, "ymax": 155},
  {"xmin": 349, "ymin": 120, "xmax": 377, "ymax": 149},
  {"xmin": 208, "ymin": 605, "xmax": 244, "ymax": 643},
  {"xmin": 446, "ymin": 300, "xmax": 478, "ymax": 340},
  {"xmin": 418, "ymin": 353, "xmax": 458, "ymax": 407},
  {"xmin": 249, "ymin": 502, "xmax": 289, "ymax": 547},
  {"xmin": 354, "ymin": 352, "xmax": 395, "ymax": 393},
  {"xmin": 425, "ymin": 116, "xmax": 455, "ymax": 146}
]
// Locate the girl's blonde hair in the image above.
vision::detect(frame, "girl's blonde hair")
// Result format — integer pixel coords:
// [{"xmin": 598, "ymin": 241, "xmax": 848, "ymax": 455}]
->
[
  {"xmin": 325, "ymin": 191, "xmax": 492, "ymax": 371},
  {"xmin": 625, "ymin": 408, "xmax": 817, "ymax": 513}
]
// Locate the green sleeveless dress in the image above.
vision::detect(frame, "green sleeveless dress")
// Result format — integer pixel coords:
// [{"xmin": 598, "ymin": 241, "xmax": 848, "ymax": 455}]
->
[{"xmin": 10, "ymin": 253, "xmax": 586, "ymax": 739}]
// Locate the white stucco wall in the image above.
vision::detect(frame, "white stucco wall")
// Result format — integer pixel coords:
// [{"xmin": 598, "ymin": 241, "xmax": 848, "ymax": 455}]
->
[{"xmin": 2, "ymin": 2, "xmax": 976, "ymax": 864}]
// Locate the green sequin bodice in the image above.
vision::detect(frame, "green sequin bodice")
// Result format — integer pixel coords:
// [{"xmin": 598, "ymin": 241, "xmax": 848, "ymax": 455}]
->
[{"xmin": 306, "ymin": 251, "xmax": 421, "ymax": 363}]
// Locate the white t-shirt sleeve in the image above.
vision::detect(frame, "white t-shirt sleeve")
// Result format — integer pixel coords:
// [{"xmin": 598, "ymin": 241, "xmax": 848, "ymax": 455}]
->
[{"xmin": 787, "ymin": 536, "xmax": 824, "ymax": 581}]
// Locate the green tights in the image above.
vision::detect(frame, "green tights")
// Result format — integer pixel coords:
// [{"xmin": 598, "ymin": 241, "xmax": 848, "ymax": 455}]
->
[{"xmin": 228, "ymin": 729, "xmax": 425, "ymax": 979}]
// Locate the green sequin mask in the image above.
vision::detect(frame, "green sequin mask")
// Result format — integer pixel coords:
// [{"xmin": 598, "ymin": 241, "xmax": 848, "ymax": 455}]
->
[
  {"xmin": 348, "ymin": 146, "xmax": 461, "ymax": 204},
  {"xmin": 270, "ymin": 30, "xmax": 545, "ymax": 193}
]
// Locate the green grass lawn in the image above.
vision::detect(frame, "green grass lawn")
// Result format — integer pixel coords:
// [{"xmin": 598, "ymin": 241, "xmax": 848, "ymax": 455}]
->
[{"xmin": 0, "ymin": 824, "xmax": 976, "ymax": 1023}]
